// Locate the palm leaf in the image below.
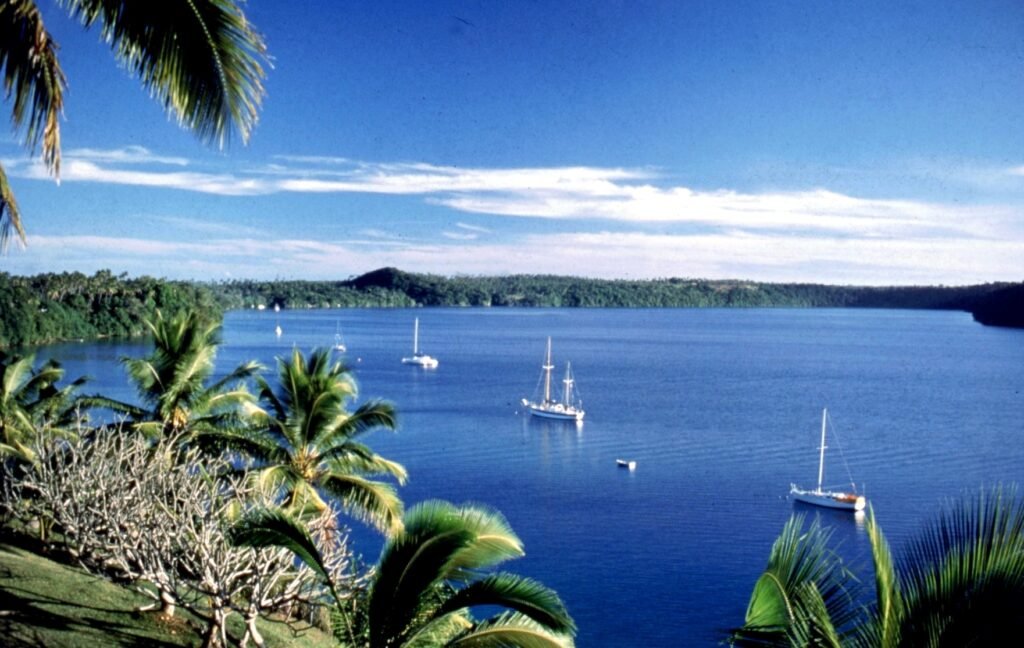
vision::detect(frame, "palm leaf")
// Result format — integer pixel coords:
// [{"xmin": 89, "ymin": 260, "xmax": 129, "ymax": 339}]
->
[
  {"xmin": 319, "ymin": 473, "xmax": 404, "ymax": 535},
  {"xmin": 0, "ymin": 1, "xmax": 65, "ymax": 179},
  {"xmin": 446, "ymin": 612, "xmax": 575, "ymax": 648},
  {"xmin": 61, "ymin": 0, "xmax": 267, "ymax": 146},
  {"xmin": 0, "ymin": 162, "xmax": 25, "ymax": 250},
  {"xmin": 446, "ymin": 505, "xmax": 524, "ymax": 577},
  {"xmin": 324, "ymin": 444, "xmax": 409, "ymax": 484},
  {"xmin": 436, "ymin": 573, "xmax": 575, "ymax": 635},
  {"xmin": 369, "ymin": 502, "xmax": 475, "ymax": 648},
  {"xmin": 228, "ymin": 506, "xmax": 331, "ymax": 583},
  {"xmin": 890, "ymin": 486, "xmax": 1024, "ymax": 646},
  {"xmin": 730, "ymin": 515, "xmax": 855, "ymax": 646}
]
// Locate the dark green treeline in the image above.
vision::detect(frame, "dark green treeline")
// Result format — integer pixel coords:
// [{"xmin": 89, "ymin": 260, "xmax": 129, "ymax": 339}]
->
[{"xmin": 2, "ymin": 267, "xmax": 1020, "ymax": 348}]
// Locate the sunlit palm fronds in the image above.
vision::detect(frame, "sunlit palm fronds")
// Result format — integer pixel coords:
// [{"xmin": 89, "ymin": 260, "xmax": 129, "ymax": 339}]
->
[{"xmin": 729, "ymin": 514, "xmax": 858, "ymax": 647}]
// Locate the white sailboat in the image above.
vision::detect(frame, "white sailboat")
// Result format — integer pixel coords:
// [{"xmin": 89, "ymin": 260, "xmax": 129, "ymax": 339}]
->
[
  {"xmin": 521, "ymin": 337, "xmax": 585, "ymax": 422},
  {"xmin": 401, "ymin": 317, "xmax": 438, "ymax": 368},
  {"xmin": 274, "ymin": 304, "xmax": 282, "ymax": 337},
  {"xmin": 790, "ymin": 408, "xmax": 866, "ymax": 511}
]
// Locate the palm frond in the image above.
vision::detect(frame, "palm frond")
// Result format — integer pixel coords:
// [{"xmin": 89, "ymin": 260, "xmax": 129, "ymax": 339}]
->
[
  {"xmin": 437, "ymin": 573, "xmax": 575, "ymax": 635},
  {"xmin": 729, "ymin": 514, "xmax": 855, "ymax": 646},
  {"xmin": 318, "ymin": 473, "xmax": 404, "ymax": 535},
  {"xmin": 446, "ymin": 612, "xmax": 575, "ymax": 648},
  {"xmin": 228, "ymin": 506, "xmax": 332, "ymax": 584},
  {"xmin": 61, "ymin": 0, "xmax": 267, "ymax": 146},
  {"xmin": 0, "ymin": 161, "xmax": 26, "ymax": 251},
  {"xmin": 890, "ymin": 486, "xmax": 1024, "ymax": 646},
  {"xmin": 324, "ymin": 444, "xmax": 409, "ymax": 484},
  {"xmin": 370, "ymin": 502, "xmax": 475, "ymax": 648},
  {"xmin": 446, "ymin": 504, "xmax": 524, "ymax": 577},
  {"xmin": 0, "ymin": 1, "xmax": 65, "ymax": 176},
  {"xmin": 335, "ymin": 398, "xmax": 399, "ymax": 439}
]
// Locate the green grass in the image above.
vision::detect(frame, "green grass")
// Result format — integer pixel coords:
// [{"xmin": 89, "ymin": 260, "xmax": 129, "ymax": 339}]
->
[{"xmin": 0, "ymin": 543, "xmax": 338, "ymax": 647}]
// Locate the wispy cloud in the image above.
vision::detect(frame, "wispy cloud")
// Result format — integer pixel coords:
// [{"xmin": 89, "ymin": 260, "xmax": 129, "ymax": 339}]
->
[
  {"xmin": 65, "ymin": 146, "xmax": 190, "ymax": 166},
  {"xmin": 156, "ymin": 216, "xmax": 266, "ymax": 237},
  {"xmin": 10, "ymin": 153, "xmax": 1013, "ymax": 241}
]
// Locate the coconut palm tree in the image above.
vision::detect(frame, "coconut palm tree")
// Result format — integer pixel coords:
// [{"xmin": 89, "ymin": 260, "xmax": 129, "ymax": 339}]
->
[
  {"xmin": 88, "ymin": 310, "xmax": 261, "ymax": 439},
  {"xmin": 198, "ymin": 348, "xmax": 407, "ymax": 535},
  {"xmin": 0, "ymin": 0, "xmax": 267, "ymax": 250},
  {"xmin": 0, "ymin": 351, "xmax": 87, "ymax": 463},
  {"xmin": 230, "ymin": 500, "xmax": 577, "ymax": 648},
  {"xmin": 731, "ymin": 486, "xmax": 1024, "ymax": 647}
]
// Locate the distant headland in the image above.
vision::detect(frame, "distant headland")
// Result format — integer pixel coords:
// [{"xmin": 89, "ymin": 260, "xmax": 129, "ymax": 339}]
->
[{"xmin": 1, "ymin": 267, "xmax": 1021, "ymax": 347}]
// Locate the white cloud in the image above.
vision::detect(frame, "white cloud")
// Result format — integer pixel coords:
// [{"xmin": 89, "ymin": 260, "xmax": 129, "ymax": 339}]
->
[
  {"xmin": 65, "ymin": 146, "xmax": 190, "ymax": 166},
  {"xmin": 17, "ymin": 229, "xmax": 1024, "ymax": 286}
]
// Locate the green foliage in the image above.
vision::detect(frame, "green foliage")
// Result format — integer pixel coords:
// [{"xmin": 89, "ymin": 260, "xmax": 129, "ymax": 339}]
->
[
  {"xmin": 231, "ymin": 500, "xmax": 576, "ymax": 648},
  {"xmin": 0, "ymin": 351, "xmax": 85, "ymax": 462},
  {"xmin": 0, "ymin": 271, "xmax": 218, "ymax": 348},
  {"xmin": 4, "ymin": 268, "xmax": 1019, "ymax": 349},
  {"xmin": 735, "ymin": 487, "xmax": 1024, "ymax": 647},
  {"xmin": 93, "ymin": 310, "xmax": 260, "ymax": 439},
  {"xmin": 201, "ymin": 347, "xmax": 406, "ymax": 534},
  {"xmin": 730, "ymin": 515, "xmax": 857, "ymax": 647},
  {"xmin": 209, "ymin": 267, "xmax": 1017, "ymax": 313}
]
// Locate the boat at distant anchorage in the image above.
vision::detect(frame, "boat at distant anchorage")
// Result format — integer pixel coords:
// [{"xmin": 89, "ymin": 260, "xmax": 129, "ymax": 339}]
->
[
  {"xmin": 790, "ymin": 408, "xmax": 866, "ymax": 511},
  {"xmin": 617, "ymin": 459, "xmax": 637, "ymax": 470},
  {"xmin": 521, "ymin": 337, "xmax": 584, "ymax": 422},
  {"xmin": 401, "ymin": 317, "xmax": 438, "ymax": 368}
]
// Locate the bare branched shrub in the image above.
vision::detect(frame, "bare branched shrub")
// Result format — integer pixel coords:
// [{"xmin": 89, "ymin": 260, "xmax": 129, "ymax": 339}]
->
[{"xmin": 2, "ymin": 429, "xmax": 364, "ymax": 648}]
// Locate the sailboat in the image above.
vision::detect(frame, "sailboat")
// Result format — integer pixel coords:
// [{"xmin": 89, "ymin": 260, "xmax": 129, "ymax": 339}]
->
[
  {"xmin": 521, "ymin": 337, "xmax": 585, "ymax": 422},
  {"xmin": 401, "ymin": 317, "xmax": 438, "ymax": 368},
  {"xmin": 790, "ymin": 408, "xmax": 866, "ymax": 511},
  {"xmin": 274, "ymin": 304, "xmax": 282, "ymax": 337},
  {"xmin": 333, "ymin": 322, "xmax": 347, "ymax": 352}
]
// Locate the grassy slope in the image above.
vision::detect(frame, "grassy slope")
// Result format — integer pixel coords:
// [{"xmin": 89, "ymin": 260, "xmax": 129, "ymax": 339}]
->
[{"xmin": 0, "ymin": 544, "xmax": 338, "ymax": 647}]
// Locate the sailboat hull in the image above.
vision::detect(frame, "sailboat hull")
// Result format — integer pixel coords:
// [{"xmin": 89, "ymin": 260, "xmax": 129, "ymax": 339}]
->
[
  {"xmin": 790, "ymin": 486, "xmax": 866, "ymax": 511},
  {"xmin": 402, "ymin": 355, "xmax": 438, "ymax": 368},
  {"xmin": 522, "ymin": 399, "xmax": 584, "ymax": 421}
]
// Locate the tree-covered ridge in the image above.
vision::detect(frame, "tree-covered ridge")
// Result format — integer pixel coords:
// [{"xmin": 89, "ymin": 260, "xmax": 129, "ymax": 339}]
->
[
  {"xmin": 2, "ymin": 268, "xmax": 1021, "ymax": 349},
  {"xmin": 215, "ymin": 266, "xmax": 1013, "ymax": 311},
  {"xmin": 0, "ymin": 270, "xmax": 217, "ymax": 347}
]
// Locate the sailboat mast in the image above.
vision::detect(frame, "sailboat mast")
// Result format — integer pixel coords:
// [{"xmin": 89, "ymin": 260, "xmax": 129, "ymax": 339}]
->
[
  {"xmin": 413, "ymin": 318, "xmax": 420, "ymax": 354},
  {"xmin": 563, "ymin": 362, "xmax": 573, "ymax": 406},
  {"xmin": 543, "ymin": 337, "xmax": 554, "ymax": 403},
  {"xmin": 817, "ymin": 408, "xmax": 828, "ymax": 493}
]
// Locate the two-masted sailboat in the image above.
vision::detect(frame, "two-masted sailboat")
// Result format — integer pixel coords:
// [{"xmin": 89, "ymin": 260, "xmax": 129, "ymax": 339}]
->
[
  {"xmin": 521, "ymin": 337, "xmax": 584, "ymax": 422},
  {"xmin": 790, "ymin": 408, "xmax": 866, "ymax": 511},
  {"xmin": 401, "ymin": 317, "xmax": 438, "ymax": 368}
]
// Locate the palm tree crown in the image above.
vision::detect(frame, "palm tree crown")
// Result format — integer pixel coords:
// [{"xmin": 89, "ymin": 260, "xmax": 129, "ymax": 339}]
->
[
  {"xmin": 202, "ymin": 348, "xmax": 407, "ymax": 535},
  {"xmin": 0, "ymin": 351, "xmax": 87, "ymax": 463},
  {"xmin": 90, "ymin": 310, "xmax": 261, "ymax": 439},
  {"xmin": 0, "ymin": 0, "xmax": 268, "ymax": 250}
]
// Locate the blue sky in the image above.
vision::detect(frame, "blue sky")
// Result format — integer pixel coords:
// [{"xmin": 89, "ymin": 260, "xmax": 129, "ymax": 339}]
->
[{"xmin": 2, "ymin": 0, "xmax": 1024, "ymax": 284}]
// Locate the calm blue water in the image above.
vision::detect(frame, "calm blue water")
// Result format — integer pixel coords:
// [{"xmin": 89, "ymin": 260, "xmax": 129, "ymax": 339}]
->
[{"xmin": 36, "ymin": 308, "xmax": 1024, "ymax": 645}]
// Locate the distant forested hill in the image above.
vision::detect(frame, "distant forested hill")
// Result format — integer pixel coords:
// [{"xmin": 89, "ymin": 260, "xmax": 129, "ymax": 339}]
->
[{"xmin": 2, "ymin": 268, "xmax": 1021, "ymax": 348}]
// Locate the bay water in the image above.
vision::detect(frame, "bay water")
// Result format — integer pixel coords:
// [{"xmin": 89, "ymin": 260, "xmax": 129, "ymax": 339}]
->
[{"xmin": 36, "ymin": 308, "xmax": 1024, "ymax": 645}]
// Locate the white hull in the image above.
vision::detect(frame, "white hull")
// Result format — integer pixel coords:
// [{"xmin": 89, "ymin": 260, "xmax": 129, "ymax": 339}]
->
[
  {"xmin": 402, "ymin": 354, "xmax": 438, "ymax": 368},
  {"xmin": 522, "ymin": 399, "xmax": 584, "ymax": 421},
  {"xmin": 617, "ymin": 459, "xmax": 637, "ymax": 470},
  {"xmin": 402, "ymin": 318, "xmax": 437, "ymax": 367},
  {"xmin": 790, "ymin": 486, "xmax": 865, "ymax": 511}
]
